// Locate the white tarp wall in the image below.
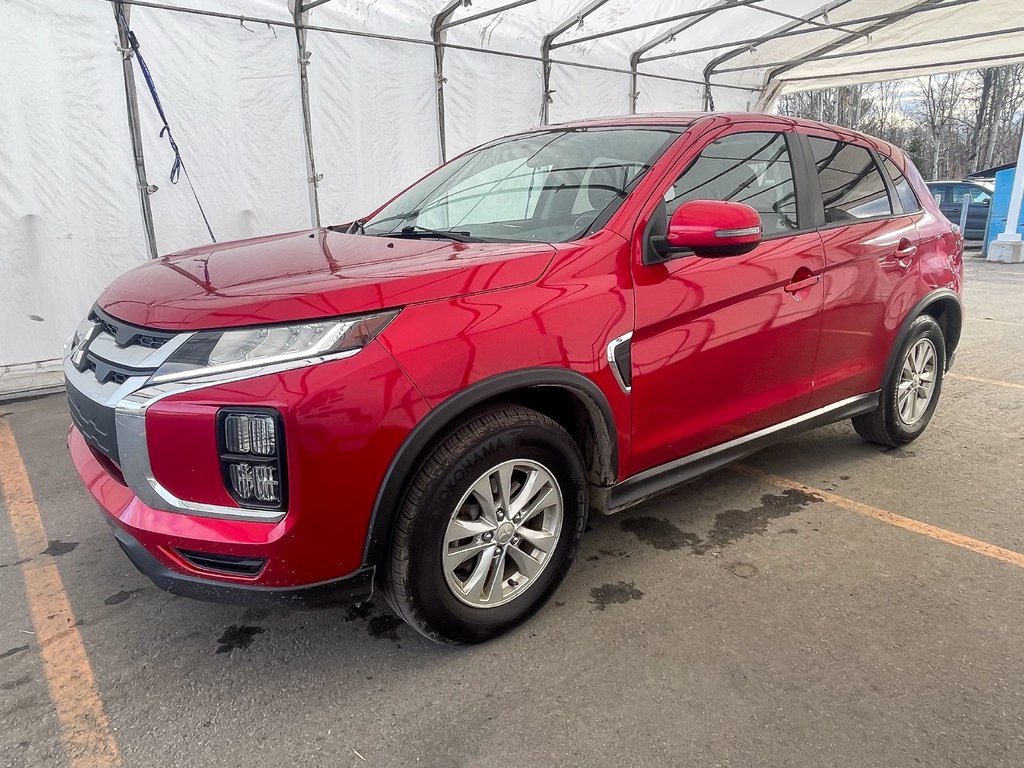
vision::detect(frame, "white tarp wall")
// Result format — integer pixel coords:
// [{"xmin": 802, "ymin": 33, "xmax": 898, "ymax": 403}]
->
[
  {"xmin": 2, "ymin": 0, "xmax": 1021, "ymax": 395},
  {"xmin": 1, "ymin": 1, "xmax": 147, "ymax": 392}
]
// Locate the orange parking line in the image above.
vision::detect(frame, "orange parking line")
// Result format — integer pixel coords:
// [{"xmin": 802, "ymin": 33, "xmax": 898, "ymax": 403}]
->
[
  {"xmin": 0, "ymin": 421, "xmax": 121, "ymax": 768},
  {"xmin": 947, "ymin": 373, "xmax": 1024, "ymax": 391},
  {"xmin": 735, "ymin": 465, "xmax": 1024, "ymax": 570}
]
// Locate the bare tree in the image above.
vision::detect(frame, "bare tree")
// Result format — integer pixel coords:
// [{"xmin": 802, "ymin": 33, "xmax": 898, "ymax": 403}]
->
[
  {"xmin": 777, "ymin": 66, "xmax": 1023, "ymax": 180},
  {"xmin": 914, "ymin": 73, "xmax": 969, "ymax": 178}
]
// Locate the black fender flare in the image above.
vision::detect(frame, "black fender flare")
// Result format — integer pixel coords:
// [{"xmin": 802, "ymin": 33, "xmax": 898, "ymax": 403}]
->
[
  {"xmin": 881, "ymin": 288, "xmax": 963, "ymax": 386},
  {"xmin": 361, "ymin": 367, "xmax": 618, "ymax": 567}
]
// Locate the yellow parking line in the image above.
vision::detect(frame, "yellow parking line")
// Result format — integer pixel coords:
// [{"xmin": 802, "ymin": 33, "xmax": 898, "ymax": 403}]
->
[
  {"xmin": 735, "ymin": 465, "xmax": 1024, "ymax": 570},
  {"xmin": 0, "ymin": 421, "xmax": 121, "ymax": 768},
  {"xmin": 947, "ymin": 373, "xmax": 1024, "ymax": 391}
]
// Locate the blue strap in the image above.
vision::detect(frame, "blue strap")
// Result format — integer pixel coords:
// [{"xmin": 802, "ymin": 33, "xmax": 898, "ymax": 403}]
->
[{"xmin": 116, "ymin": 6, "xmax": 217, "ymax": 243}]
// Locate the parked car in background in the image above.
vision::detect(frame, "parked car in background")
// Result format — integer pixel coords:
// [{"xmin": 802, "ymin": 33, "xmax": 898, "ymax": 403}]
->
[
  {"xmin": 65, "ymin": 113, "xmax": 963, "ymax": 644},
  {"xmin": 925, "ymin": 179, "xmax": 993, "ymax": 240}
]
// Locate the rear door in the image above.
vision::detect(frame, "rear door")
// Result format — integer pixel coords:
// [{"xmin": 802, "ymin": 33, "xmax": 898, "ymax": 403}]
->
[
  {"xmin": 801, "ymin": 134, "xmax": 922, "ymax": 408},
  {"xmin": 628, "ymin": 125, "xmax": 825, "ymax": 475}
]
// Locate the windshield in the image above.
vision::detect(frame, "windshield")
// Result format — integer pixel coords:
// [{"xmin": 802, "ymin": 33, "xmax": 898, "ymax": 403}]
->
[{"xmin": 362, "ymin": 127, "xmax": 683, "ymax": 243}]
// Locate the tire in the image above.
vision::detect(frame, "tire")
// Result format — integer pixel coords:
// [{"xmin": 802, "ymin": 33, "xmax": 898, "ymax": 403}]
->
[
  {"xmin": 852, "ymin": 314, "xmax": 946, "ymax": 447},
  {"xmin": 383, "ymin": 404, "xmax": 588, "ymax": 644}
]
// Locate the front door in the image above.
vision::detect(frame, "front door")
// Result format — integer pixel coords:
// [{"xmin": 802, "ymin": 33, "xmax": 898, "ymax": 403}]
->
[{"xmin": 628, "ymin": 128, "xmax": 825, "ymax": 476}]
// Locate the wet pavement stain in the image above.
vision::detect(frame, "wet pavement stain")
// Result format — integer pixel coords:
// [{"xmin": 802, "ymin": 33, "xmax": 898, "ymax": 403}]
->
[
  {"xmin": 585, "ymin": 554, "xmax": 600, "ymax": 562},
  {"xmin": 1, "ymin": 674, "xmax": 32, "ymax": 692},
  {"xmin": 589, "ymin": 581, "xmax": 644, "ymax": 611},
  {"xmin": 104, "ymin": 588, "xmax": 147, "ymax": 606},
  {"xmin": 215, "ymin": 625, "xmax": 265, "ymax": 654},
  {"xmin": 0, "ymin": 645, "xmax": 30, "ymax": 661},
  {"xmin": 367, "ymin": 614, "xmax": 403, "ymax": 642},
  {"xmin": 341, "ymin": 602, "xmax": 403, "ymax": 642},
  {"xmin": 344, "ymin": 602, "xmax": 376, "ymax": 621},
  {"xmin": 696, "ymin": 490, "xmax": 819, "ymax": 555},
  {"xmin": 0, "ymin": 558, "xmax": 32, "ymax": 569},
  {"xmin": 620, "ymin": 517, "xmax": 700, "ymax": 551},
  {"xmin": 727, "ymin": 562, "xmax": 758, "ymax": 579},
  {"xmin": 40, "ymin": 540, "xmax": 77, "ymax": 557},
  {"xmin": 622, "ymin": 490, "xmax": 819, "ymax": 556}
]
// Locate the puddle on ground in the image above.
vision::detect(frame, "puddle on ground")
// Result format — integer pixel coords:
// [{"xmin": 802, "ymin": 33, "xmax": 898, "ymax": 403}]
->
[
  {"xmin": 621, "ymin": 489, "xmax": 820, "ymax": 556},
  {"xmin": 589, "ymin": 581, "xmax": 644, "ymax": 611}
]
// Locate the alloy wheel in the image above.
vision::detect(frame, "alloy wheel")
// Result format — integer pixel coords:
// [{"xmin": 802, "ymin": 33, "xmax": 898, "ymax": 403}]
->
[
  {"xmin": 442, "ymin": 459, "xmax": 563, "ymax": 608},
  {"xmin": 897, "ymin": 337, "xmax": 938, "ymax": 426}
]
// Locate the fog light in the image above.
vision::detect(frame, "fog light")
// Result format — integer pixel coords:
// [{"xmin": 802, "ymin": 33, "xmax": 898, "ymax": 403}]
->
[
  {"xmin": 218, "ymin": 409, "xmax": 286, "ymax": 510},
  {"xmin": 224, "ymin": 413, "xmax": 276, "ymax": 455},
  {"xmin": 228, "ymin": 462, "xmax": 280, "ymax": 504}
]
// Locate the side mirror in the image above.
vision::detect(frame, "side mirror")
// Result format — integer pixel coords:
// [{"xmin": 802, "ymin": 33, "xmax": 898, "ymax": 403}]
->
[{"xmin": 650, "ymin": 200, "xmax": 763, "ymax": 261}]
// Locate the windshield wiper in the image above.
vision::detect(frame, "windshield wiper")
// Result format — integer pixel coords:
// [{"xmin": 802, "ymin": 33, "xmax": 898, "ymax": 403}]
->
[{"xmin": 389, "ymin": 225, "xmax": 481, "ymax": 243}]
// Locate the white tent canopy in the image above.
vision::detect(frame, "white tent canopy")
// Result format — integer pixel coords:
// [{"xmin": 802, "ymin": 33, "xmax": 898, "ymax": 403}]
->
[{"xmin": 2, "ymin": 0, "xmax": 1021, "ymax": 395}]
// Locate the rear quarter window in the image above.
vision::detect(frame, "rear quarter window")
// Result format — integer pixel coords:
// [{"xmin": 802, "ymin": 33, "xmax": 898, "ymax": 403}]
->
[{"xmin": 882, "ymin": 156, "xmax": 922, "ymax": 213}]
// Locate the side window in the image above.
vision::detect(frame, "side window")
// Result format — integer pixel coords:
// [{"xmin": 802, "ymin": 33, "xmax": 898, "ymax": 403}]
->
[
  {"xmin": 930, "ymin": 184, "xmax": 947, "ymax": 206},
  {"xmin": 665, "ymin": 132, "xmax": 799, "ymax": 236},
  {"xmin": 808, "ymin": 137, "xmax": 893, "ymax": 222},
  {"xmin": 882, "ymin": 156, "xmax": 922, "ymax": 213},
  {"xmin": 952, "ymin": 184, "xmax": 991, "ymax": 205}
]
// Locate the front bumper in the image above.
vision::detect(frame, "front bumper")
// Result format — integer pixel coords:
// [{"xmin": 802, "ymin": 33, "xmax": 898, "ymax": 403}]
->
[
  {"xmin": 111, "ymin": 523, "xmax": 374, "ymax": 608},
  {"xmin": 65, "ymin": 333, "xmax": 430, "ymax": 601}
]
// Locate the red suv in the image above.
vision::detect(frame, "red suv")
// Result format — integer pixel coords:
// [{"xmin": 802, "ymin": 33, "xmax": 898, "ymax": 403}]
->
[{"xmin": 66, "ymin": 113, "xmax": 963, "ymax": 643}]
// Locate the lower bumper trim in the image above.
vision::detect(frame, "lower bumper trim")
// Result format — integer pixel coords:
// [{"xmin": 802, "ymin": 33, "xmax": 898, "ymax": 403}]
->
[{"xmin": 111, "ymin": 525, "xmax": 374, "ymax": 609}]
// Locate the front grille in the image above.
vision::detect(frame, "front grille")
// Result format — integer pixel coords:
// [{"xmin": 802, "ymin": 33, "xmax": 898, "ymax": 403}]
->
[
  {"xmin": 90, "ymin": 306, "xmax": 175, "ymax": 350},
  {"xmin": 177, "ymin": 550, "xmax": 267, "ymax": 577},
  {"xmin": 67, "ymin": 379, "xmax": 120, "ymax": 463},
  {"xmin": 83, "ymin": 357, "xmax": 140, "ymax": 385}
]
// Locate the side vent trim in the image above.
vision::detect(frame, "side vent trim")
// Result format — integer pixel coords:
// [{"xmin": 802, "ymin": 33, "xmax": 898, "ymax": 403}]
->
[{"xmin": 606, "ymin": 331, "xmax": 633, "ymax": 393}]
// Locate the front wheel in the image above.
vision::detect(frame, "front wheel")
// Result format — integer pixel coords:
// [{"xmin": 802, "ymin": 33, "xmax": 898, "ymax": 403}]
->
[
  {"xmin": 852, "ymin": 314, "xmax": 946, "ymax": 447},
  {"xmin": 383, "ymin": 405, "xmax": 587, "ymax": 644}
]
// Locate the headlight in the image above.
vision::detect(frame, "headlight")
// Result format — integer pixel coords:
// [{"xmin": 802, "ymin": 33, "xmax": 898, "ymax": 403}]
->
[{"xmin": 151, "ymin": 310, "xmax": 398, "ymax": 383}]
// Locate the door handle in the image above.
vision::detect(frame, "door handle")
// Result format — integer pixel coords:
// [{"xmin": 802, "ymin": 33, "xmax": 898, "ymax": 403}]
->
[
  {"xmin": 784, "ymin": 274, "xmax": 821, "ymax": 293},
  {"xmin": 895, "ymin": 238, "xmax": 918, "ymax": 268}
]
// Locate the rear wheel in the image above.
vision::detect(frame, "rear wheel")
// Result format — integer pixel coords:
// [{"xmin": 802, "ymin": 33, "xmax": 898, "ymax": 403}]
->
[
  {"xmin": 383, "ymin": 405, "xmax": 587, "ymax": 644},
  {"xmin": 852, "ymin": 314, "xmax": 945, "ymax": 446}
]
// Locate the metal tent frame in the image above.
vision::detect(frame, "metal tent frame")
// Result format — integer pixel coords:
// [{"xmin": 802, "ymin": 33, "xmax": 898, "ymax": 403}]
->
[{"xmin": 96, "ymin": 0, "xmax": 1024, "ymax": 259}]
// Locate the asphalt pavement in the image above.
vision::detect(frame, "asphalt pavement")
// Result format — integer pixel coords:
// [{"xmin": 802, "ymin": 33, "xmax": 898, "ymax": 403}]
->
[{"xmin": 2, "ymin": 257, "xmax": 1023, "ymax": 768}]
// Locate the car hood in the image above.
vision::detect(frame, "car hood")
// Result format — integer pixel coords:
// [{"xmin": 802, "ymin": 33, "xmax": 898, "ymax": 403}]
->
[{"xmin": 98, "ymin": 229, "xmax": 556, "ymax": 330}]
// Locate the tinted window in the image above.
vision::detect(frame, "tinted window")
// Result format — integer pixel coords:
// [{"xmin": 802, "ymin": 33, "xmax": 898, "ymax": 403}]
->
[
  {"xmin": 951, "ymin": 184, "xmax": 991, "ymax": 204},
  {"xmin": 882, "ymin": 156, "xmax": 921, "ymax": 213},
  {"xmin": 809, "ymin": 138, "xmax": 892, "ymax": 222},
  {"xmin": 929, "ymin": 184, "xmax": 948, "ymax": 206},
  {"xmin": 665, "ymin": 132, "xmax": 799, "ymax": 236}
]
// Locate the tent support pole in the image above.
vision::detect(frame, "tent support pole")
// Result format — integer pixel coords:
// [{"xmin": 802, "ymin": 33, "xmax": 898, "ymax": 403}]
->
[
  {"xmin": 432, "ymin": 1, "xmax": 463, "ymax": 164},
  {"xmin": 701, "ymin": 0, "xmax": 855, "ymax": 110},
  {"xmin": 294, "ymin": 2, "xmax": 322, "ymax": 228},
  {"xmin": 540, "ymin": 0, "xmax": 612, "ymax": 125},
  {"xmin": 755, "ymin": 0, "xmax": 949, "ymax": 111},
  {"xmin": 628, "ymin": 0, "xmax": 742, "ymax": 114},
  {"xmin": 988, "ymin": 119, "xmax": 1024, "ymax": 262},
  {"xmin": 113, "ymin": 1, "xmax": 159, "ymax": 259}
]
